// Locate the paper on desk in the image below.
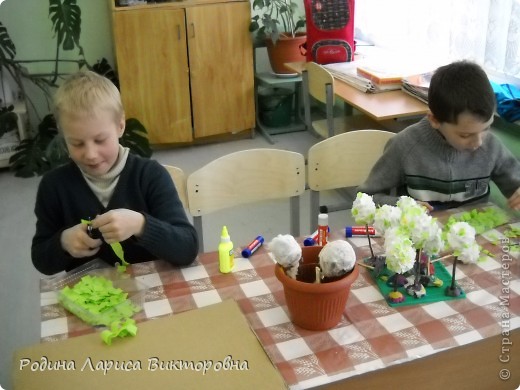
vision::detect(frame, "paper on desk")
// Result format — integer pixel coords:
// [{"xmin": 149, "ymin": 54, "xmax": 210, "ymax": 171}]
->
[
  {"xmin": 323, "ymin": 62, "xmax": 376, "ymax": 93},
  {"xmin": 13, "ymin": 300, "xmax": 288, "ymax": 390},
  {"xmin": 324, "ymin": 60, "xmax": 404, "ymax": 93}
]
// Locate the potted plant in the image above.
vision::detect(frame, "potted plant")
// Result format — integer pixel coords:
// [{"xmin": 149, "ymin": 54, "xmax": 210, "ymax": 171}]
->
[
  {"xmin": 270, "ymin": 235, "xmax": 359, "ymax": 330},
  {"xmin": 249, "ymin": 0, "xmax": 306, "ymax": 74},
  {"xmin": 0, "ymin": 1, "xmax": 152, "ymax": 177}
]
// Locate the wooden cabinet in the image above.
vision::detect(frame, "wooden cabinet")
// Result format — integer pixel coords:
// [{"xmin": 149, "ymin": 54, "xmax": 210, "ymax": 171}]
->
[{"xmin": 109, "ymin": 0, "xmax": 255, "ymax": 144}]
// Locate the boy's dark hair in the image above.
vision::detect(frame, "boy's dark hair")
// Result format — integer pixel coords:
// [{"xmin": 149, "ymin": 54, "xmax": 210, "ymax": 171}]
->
[{"xmin": 428, "ymin": 60, "xmax": 496, "ymax": 124}]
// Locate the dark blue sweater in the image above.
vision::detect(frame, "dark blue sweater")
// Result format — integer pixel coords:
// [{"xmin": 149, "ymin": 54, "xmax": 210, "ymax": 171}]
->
[{"xmin": 32, "ymin": 154, "xmax": 198, "ymax": 275}]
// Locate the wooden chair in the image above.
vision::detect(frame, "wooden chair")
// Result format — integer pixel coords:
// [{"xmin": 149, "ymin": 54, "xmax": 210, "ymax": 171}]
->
[
  {"xmin": 163, "ymin": 165, "xmax": 189, "ymax": 209},
  {"xmin": 302, "ymin": 62, "xmax": 384, "ymax": 138},
  {"xmin": 307, "ymin": 129, "xmax": 395, "ymax": 229},
  {"xmin": 302, "ymin": 62, "xmax": 338, "ymax": 139},
  {"xmin": 187, "ymin": 149, "xmax": 306, "ymax": 252}
]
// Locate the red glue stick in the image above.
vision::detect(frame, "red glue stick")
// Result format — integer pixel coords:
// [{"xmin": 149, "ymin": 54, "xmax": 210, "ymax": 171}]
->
[
  {"xmin": 345, "ymin": 226, "xmax": 376, "ymax": 237},
  {"xmin": 304, "ymin": 226, "xmax": 330, "ymax": 246},
  {"xmin": 241, "ymin": 236, "xmax": 264, "ymax": 258},
  {"xmin": 318, "ymin": 213, "xmax": 329, "ymax": 246}
]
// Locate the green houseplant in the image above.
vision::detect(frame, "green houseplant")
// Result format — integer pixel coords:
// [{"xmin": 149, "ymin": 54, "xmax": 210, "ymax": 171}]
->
[
  {"xmin": 249, "ymin": 0, "xmax": 306, "ymax": 74},
  {"xmin": 0, "ymin": 0, "xmax": 152, "ymax": 177}
]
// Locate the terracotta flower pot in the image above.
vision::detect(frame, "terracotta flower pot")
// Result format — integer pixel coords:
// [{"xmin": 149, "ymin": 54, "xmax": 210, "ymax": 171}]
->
[
  {"xmin": 275, "ymin": 245, "xmax": 359, "ymax": 331},
  {"xmin": 266, "ymin": 33, "xmax": 307, "ymax": 75}
]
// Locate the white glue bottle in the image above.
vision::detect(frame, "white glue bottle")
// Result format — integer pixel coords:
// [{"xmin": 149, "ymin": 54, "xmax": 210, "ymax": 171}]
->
[
  {"xmin": 219, "ymin": 226, "xmax": 234, "ymax": 273},
  {"xmin": 317, "ymin": 213, "xmax": 329, "ymax": 246}
]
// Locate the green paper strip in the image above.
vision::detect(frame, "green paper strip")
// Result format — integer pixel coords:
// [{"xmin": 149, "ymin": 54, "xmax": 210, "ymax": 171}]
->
[
  {"xmin": 443, "ymin": 207, "xmax": 510, "ymax": 236},
  {"xmin": 101, "ymin": 318, "xmax": 138, "ymax": 345},
  {"xmin": 59, "ymin": 275, "xmax": 140, "ymax": 327},
  {"xmin": 81, "ymin": 219, "xmax": 129, "ymax": 272}
]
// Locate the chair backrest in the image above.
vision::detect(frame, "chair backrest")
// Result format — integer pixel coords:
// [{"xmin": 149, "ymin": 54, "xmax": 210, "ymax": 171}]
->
[
  {"xmin": 163, "ymin": 165, "xmax": 189, "ymax": 209},
  {"xmin": 187, "ymin": 149, "xmax": 306, "ymax": 252},
  {"xmin": 307, "ymin": 129, "xmax": 395, "ymax": 227},
  {"xmin": 307, "ymin": 61, "xmax": 335, "ymax": 104},
  {"xmin": 302, "ymin": 62, "xmax": 336, "ymax": 138}
]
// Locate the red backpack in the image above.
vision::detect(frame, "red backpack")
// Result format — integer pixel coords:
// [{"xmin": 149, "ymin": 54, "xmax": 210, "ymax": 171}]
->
[{"xmin": 303, "ymin": 0, "xmax": 356, "ymax": 64}]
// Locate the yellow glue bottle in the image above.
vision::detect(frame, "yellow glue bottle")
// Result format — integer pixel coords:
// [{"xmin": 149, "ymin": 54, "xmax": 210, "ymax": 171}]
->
[{"xmin": 218, "ymin": 226, "xmax": 234, "ymax": 273}]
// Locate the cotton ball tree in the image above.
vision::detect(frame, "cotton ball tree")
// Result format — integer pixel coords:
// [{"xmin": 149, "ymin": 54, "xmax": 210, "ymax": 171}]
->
[
  {"xmin": 269, "ymin": 234, "xmax": 302, "ymax": 279},
  {"xmin": 352, "ymin": 192, "xmax": 377, "ymax": 258},
  {"xmin": 318, "ymin": 240, "xmax": 356, "ymax": 278},
  {"xmin": 352, "ymin": 192, "xmax": 376, "ymax": 225},
  {"xmin": 445, "ymin": 222, "xmax": 479, "ymax": 296},
  {"xmin": 384, "ymin": 231, "xmax": 416, "ymax": 303},
  {"xmin": 374, "ymin": 205, "xmax": 402, "ymax": 236}
]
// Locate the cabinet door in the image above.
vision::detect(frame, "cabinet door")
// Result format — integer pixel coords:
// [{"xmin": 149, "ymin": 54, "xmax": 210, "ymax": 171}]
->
[
  {"xmin": 113, "ymin": 9, "xmax": 192, "ymax": 144},
  {"xmin": 186, "ymin": 2, "xmax": 255, "ymax": 138}
]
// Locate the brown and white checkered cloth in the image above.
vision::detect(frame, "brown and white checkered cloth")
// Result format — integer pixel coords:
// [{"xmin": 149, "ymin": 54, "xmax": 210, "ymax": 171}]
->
[{"xmin": 40, "ymin": 204, "xmax": 519, "ymax": 389}]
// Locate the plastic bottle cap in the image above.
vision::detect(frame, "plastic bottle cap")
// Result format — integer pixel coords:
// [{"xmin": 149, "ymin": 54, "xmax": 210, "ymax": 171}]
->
[
  {"xmin": 221, "ymin": 226, "xmax": 231, "ymax": 242},
  {"xmin": 303, "ymin": 237, "xmax": 316, "ymax": 246},
  {"xmin": 318, "ymin": 213, "xmax": 328, "ymax": 225}
]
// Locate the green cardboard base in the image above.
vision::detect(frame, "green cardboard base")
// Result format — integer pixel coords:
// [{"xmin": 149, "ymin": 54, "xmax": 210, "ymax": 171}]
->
[{"xmin": 371, "ymin": 261, "xmax": 466, "ymax": 307}]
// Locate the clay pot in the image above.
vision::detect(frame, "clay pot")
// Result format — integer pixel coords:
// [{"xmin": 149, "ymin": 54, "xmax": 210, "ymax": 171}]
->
[
  {"xmin": 275, "ymin": 245, "xmax": 359, "ymax": 331},
  {"xmin": 266, "ymin": 33, "xmax": 307, "ymax": 75}
]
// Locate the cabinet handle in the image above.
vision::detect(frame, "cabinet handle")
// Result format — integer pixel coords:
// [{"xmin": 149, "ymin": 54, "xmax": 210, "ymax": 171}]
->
[{"xmin": 190, "ymin": 23, "xmax": 195, "ymax": 38}]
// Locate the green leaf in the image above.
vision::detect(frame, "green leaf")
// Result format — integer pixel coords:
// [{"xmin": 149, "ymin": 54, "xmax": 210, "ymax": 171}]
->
[
  {"xmin": 49, "ymin": 0, "xmax": 82, "ymax": 51},
  {"xmin": 121, "ymin": 118, "xmax": 152, "ymax": 158},
  {"xmin": 0, "ymin": 22, "xmax": 16, "ymax": 60},
  {"xmin": 9, "ymin": 138, "xmax": 50, "ymax": 177},
  {"xmin": 91, "ymin": 58, "xmax": 119, "ymax": 90},
  {"xmin": 0, "ymin": 107, "xmax": 18, "ymax": 137}
]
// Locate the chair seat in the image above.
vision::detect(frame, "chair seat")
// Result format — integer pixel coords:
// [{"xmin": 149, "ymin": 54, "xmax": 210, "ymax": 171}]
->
[{"xmin": 312, "ymin": 115, "xmax": 386, "ymax": 138}]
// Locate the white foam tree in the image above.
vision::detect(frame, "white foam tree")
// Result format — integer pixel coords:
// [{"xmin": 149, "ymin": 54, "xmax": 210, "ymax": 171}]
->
[
  {"xmin": 445, "ymin": 222, "xmax": 479, "ymax": 296},
  {"xmin": 352, "ymin": 192, "xmax": 377, "ymax": 258}
]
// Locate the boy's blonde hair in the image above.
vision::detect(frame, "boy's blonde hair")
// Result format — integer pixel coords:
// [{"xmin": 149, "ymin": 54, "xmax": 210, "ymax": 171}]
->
[{"xmin": 53, "ymin": 70, "xmax": 124, "ymax": 123}]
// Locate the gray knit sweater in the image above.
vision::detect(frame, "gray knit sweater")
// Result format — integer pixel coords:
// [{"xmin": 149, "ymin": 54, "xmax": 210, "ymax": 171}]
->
[{"xmin": 358, "ymin": 117, "xmax": 520, "ymax": 208}]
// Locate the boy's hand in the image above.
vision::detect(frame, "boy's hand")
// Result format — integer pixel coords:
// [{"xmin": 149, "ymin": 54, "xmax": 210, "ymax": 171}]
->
[
  {"xmin": 507, "ymin": 188, "xmax": 520, "ymax": 210},
  {"xmin": 417, "ymin": 201, "xmax": 434, "ymax": 212},
  {"xmin": 61, "ymin": 223, "xmax": 102, "ymax": 258},
  {"xmin": 91, "ymin": 209, "xmax": 145, "ymax": 244}
]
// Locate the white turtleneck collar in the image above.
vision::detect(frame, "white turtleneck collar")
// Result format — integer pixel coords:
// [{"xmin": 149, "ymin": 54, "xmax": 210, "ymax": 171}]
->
[{"xmin": 81, "ymin": 145, "xmax": 130, "ymax": 207}]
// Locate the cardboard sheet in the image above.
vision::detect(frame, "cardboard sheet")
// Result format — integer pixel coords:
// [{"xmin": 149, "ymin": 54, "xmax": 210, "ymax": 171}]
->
[{"xmin": 12, "ymin": 300, "xmax": 287, "ymax": 389}]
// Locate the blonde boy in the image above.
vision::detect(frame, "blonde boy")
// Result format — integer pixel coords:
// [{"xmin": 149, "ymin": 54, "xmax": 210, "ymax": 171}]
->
[{"xmin": 32, "ymin": 71, "xmax": 198, "ymax": 275}]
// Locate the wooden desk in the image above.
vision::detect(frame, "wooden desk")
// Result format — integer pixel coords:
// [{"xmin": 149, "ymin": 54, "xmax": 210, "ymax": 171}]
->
[
  {"xmin": 286, "ymin": 61, "xmax": 429, "ymax": 121},
  {"xmin": 34, "ymin": 204, "xmax": 519, "ymax": 389}
]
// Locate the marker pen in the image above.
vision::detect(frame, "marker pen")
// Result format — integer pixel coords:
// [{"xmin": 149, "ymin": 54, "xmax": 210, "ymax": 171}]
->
[
  {"xmin": 345, "ymin": 226, "xmax": 377, "ymax": 237},
  {"xmin": 241, "ymin": 236, "xmax": 264, "ymax": 258},
  {"xmin": 303, "ymin": 226, "xmax": 330, "ymax": 246}
]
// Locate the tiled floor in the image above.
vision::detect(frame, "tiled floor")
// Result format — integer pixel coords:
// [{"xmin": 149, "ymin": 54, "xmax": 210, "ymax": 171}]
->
[{"xmin": 0, "ymin": 129, "xmax": 357, "ymax": 388}]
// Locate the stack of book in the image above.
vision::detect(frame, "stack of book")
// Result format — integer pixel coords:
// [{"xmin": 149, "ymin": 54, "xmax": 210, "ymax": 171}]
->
[
  {"xmin": 355, "ymin": 65, "xmax": 403, "ymax": 92},
  {"xmin": 323, "ymin": 60, "xmax": 416, "ymax": 94},
  {"xmin": 323, "ymin": 62, "xmax": 376, "ymax": 93},
  {"xmin": 401, "ymin": 71, "xmax": 433, "ymax": 104}
]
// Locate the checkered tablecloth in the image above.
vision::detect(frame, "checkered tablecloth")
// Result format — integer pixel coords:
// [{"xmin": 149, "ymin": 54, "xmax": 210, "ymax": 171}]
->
[{"xmin": 40, "ymin": 204, "xmax": 520, "ymax": 389}]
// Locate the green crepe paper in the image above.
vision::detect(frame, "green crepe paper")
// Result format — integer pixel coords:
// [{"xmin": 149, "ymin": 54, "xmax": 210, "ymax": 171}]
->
[
  {"xmin": 504, "ymin": 225, "xmax": 520, "ymax": 238},
  {"xmin": 101, "ymin": 318, "xmax": 138, "ymax": 345},
  {"xmin": 442, "ymin": 208, "xmax": 511, "ymax": 260},
  {"xmin": 443, "ymin": 207, "xmax": 510, "ymax": 236},
  {"xmin": 81, "ymin": 219, "xmax": 129, "ymax": 272},
  {"xmin": 111, "ymin": 242, "xmax": 129, "ymax": 272},
  {"xmin": 58, "ymin": 275, "xmax": 140, "ymax": 327},
  {"xmin": 504, "ymin": 225, "xmax": 520, "ymax": 251}
]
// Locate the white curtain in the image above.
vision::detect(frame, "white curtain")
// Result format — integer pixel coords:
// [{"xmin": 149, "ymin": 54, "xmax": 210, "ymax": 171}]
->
[{"xmin": 355, "ymin": 0, "xmax": 520, "ymax": 78}]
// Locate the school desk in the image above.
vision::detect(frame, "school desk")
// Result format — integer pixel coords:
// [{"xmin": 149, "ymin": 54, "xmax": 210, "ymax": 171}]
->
[
  {"xmin": 285, "ymin": 61, "xmax": 429, "ymax": 124},
  {"xmin": 19, "ymin": 203, "xmax": 520, "ymax": 389}
]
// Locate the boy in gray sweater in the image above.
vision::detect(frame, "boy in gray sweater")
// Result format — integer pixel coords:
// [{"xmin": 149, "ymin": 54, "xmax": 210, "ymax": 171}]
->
[{"xmin": 358, "ymin": 60, "xmax": 520, "ymax": 211}]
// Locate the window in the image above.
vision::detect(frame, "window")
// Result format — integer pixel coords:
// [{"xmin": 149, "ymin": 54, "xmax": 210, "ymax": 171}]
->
[{"xmin": 355, "ymin": 0, "xmax": 520, "ymax": 78}]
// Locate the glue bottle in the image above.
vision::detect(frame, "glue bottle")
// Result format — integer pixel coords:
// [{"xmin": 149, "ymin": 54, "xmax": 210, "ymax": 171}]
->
[
  {"xmin": 219, "ymin": 226, "xmax": 234, "ymax": 273},
  {"xmin": 317, "ymin": 213, "xmax": 328, "ymax": 246}
]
